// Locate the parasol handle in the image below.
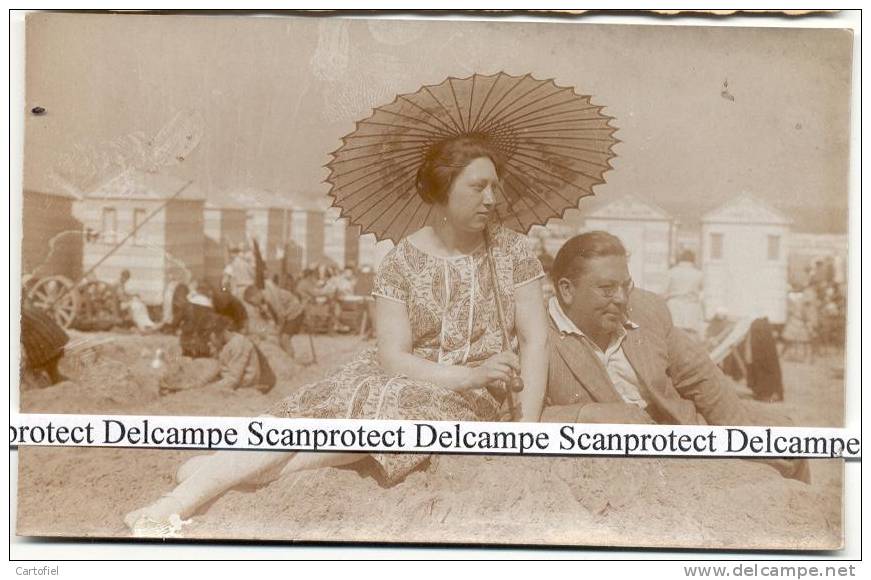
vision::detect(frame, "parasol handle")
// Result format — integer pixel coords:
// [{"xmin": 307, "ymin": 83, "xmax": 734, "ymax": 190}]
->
[{"xmin": 483, "ymin": 228, "xmax": 523, "ymax": 421}]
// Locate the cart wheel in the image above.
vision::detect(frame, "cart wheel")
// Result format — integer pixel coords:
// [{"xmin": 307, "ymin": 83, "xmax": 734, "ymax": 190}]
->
[
  {"xmin": 27, "ymin": 275, "xmax": 79, "ymax": 329},
  {"xmin": 78, "ymin": 280, "xmax": 120, "ymax": 324}
]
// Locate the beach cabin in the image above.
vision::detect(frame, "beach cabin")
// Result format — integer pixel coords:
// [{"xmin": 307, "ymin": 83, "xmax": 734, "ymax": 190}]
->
[
  {"xmin": 203, "ymin": 191, "xmax": 249, "ymax": 288},
  {"xmin": 701, "ymin": 194, "xmax": 791, "ymax": 323},
  {"xmin": 229, "ymin": 188, "xmax": 287, "ymax": 274},
  {"xmin": 322, "ymin": 206, "xmax": 362, "ymax": 269},
  {"xmin": 581, "ymin": 194, "xmax": 675, "ymax": 293},
  {"xmin": 22, "ymin": 189, "xmax": 83, "ymax": 280},
  {"xmin": 77, "ymin": 170, "xmax": 205, "ymax": 304},
  {"xmin": 282, "ymin": 193, "xmax": 330, "ymax": 274}
]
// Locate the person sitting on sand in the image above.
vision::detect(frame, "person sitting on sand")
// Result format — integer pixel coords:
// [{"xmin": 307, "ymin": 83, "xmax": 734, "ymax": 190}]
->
[
  {"xmin": 541, "ymin": 232, "xmax": 808, "ymax": 483},
  {"xmin": 161, "ymin": 316, "xmax": 275, "ymax": 394},
  {"xmin": 20, "ymin": 305, "xmax": 69, "ymax": 387},
  {"xmin": 124, "ymin": 135, "xmax": 549, "ymax": 537}
]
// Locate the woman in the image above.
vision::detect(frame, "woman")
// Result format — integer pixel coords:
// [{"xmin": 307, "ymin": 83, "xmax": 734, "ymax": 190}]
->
[
  {"xmin": 664, "ymin": 249, "xmax": 705, "ymax": 340},
  {"xmin": 124, "ymin": 136, "xmax": 549, "ymax": 536}
]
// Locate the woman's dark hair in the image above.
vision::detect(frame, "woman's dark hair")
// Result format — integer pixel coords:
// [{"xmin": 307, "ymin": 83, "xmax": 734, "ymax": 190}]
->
[
  {"xmin": 415, "ymin": 135, "xmax": 504, "ymax": 204},
  {"xmin": 551, "ymin": 231, "xmax": 628, "ymax": 283}
]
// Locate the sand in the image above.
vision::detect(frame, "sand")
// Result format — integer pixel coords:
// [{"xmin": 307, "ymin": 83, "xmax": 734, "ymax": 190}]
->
[{"xmin": 16, "ymin": 332, "xmax": 845, "ymax": 549}]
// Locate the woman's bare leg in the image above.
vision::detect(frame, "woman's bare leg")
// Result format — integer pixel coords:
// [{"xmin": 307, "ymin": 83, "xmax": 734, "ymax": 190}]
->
[
  {"xmin": 125, "ymin": 450, "xmax": 362, "ymax": 529},
  {"xmin": 125, "ymin": 450, "xmax": 289, "ymax": 528},
  {"xmin": 277, "ymin": 452, "xmax": 361, "ymax": 477}
]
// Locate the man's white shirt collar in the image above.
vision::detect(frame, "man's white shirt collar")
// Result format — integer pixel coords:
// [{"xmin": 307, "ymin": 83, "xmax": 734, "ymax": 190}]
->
[{"xmin": 547, "ymin": 296, "xmax": 639, "ymax": 340}]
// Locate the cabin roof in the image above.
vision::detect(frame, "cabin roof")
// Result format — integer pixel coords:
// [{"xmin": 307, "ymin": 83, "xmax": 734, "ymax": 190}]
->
[
  {"xmin": 23, "ymin": 188, "xmax": 80, "ymax": 201},
  {"xmin": 581, "ymin": 193, "xmax": 672, "ymax": 222},
  {"xmin": 85, "ymin": 169, "xmax": 204, "ymax": 202},
  {"xmin": 208, "ymin": 187, "xmax": 328, "ymax": 212},
  {"xmin": 702, "ymin": 192, "xmax": 792, "ymax": 226}
]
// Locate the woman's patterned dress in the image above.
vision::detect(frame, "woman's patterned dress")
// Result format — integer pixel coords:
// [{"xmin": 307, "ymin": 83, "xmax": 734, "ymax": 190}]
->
[{"xmin": 270, "ymin": 225, "xmax": 544, "ymax": 482}]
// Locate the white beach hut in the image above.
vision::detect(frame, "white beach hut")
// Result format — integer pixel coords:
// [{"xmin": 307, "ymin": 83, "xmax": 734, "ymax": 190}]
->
[
  {"xmin": 77, "ymin": 169, "xmax": 205, "ymax": 304},
  {"xmin": 701, "ymin": 193, "xmax": 791, "ymax": 323},
  {"xmin": 581, "ymin": 194, "xmax": 675, "ymax": 293}
]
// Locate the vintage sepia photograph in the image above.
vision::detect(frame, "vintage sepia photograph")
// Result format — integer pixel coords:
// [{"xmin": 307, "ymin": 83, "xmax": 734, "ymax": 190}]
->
[{"xmin": 14, "ymin": 12, "xmax": 854, "ymax": 550}]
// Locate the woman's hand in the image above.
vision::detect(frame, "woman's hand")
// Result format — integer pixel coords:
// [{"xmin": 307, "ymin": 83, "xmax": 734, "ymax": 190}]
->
[{"xmin": 461, "ymin": 351, "xmax": 520, "ymax": 391}]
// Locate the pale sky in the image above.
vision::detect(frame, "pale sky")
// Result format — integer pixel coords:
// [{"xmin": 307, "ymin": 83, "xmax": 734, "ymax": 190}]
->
[{"xmin": 24, "ymin": 13, "xmax": 853, "ymax": 230}]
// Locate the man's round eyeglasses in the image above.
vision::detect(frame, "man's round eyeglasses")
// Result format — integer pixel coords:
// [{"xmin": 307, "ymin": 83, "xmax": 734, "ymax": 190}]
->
[{"xmin": 594, "ymin": 279, "xmax": 635, "ymax": 299}]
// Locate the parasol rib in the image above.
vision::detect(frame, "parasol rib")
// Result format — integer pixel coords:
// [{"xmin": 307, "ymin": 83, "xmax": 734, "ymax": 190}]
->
[
  {"xmin": 494, "ymin": 183, "xmax": 527, "ymax": 231},
  {"xmin": 391, "ymin": 194, "xmax": 432, "ymax": 242},
  {"xmin": 334, "ymin": 165, "xmax": 417, "ymax": 213},
  {"xmin": 341, "ymin": 134, "xmax": 439, "ymax": 145},
  {"xmin": 374, "ymin": 107, "xmax": 456, "ymax": 139},
  {"xmin": 480, "ymin": 89, "xmax": 578, "ymax": 131},
  {"xmin": 470, "ymin": 73, "xmax": 504, "ymax": 132},
  {"xmin": 332, "ymin": 139, "xmax": 435, "ymax": 155},
  {"xmin": 511, "ymin": 143, "xmax": 614, "ymax": 171},
  {"xmin": 510, "ymin": 149, "xmax": 610, "ymax": 182},
  {"xmin": 466, "ymin": 75, "xmax": 477, "ymax": 132},
  {"xmin": 328, "ymin": 148, "xmax": 422, "ymax": 184},
  {"xmin": 423, "ymin": 86, "xmax": 465, "ymax": 135},
  {"xmin": 520, "ymin": 140, "xmax": 616, "ymax": 163},
  {"xmin": 447, "ymin": 78, "xmax": 468, "ymax": 134},
  {"xmin": 472, "ymin": 74, "xmax": 530, "ymax": 134},
  {"xmin": 477, "ymin": 82, "xmax": 560, "ymax": 135},
  {"xmin": 366, "ymin": 176, "xmax": 425, "ymax": 236},
  {"xmin": 397, "ymin": 94, "xmax": 462, "ymax": 135},
  {"xmin": 506, "ymin": 116, "xmax": 614, "ymax": 133},
  {"xmin": 499, "ymin": 104, "xmax": 601, "ymax": 128},
  {"xmin": 329, "ymin": 164, "xmax": 417, "ymax": 211},
  {"xmin": 358, "ymin": 120, "xmax": 448, "ymax": 139},
  {"xmin": 509, "ymin": 155, "xmax": 600, "ymax": 193},
  {"xmin": 501, "ymin": 170, "xmax": 550, "ymax": 226},
  {"xmin": 520, "ymin": 134, "xmax": 618, "ymax": 144},
  {"xmin": 501, "ymin": 168, "xmax": 559, "ymax": 223},
  {"xmin": 329, "ymin": 144, "xmax": 427, "ymax": 168},
  {"xmin": 346, "ymin": 172, "xmax": 418, "ymax": 224},
  {"xmin": 504, "ymin": 165, "xmax": 576, "ymax": 209}
]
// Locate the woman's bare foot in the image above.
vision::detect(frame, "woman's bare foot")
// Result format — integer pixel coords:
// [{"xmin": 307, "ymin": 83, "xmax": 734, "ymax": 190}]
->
[{"xmin": 124, "ymin": 495, "xmax": 188, "ymax": 537}]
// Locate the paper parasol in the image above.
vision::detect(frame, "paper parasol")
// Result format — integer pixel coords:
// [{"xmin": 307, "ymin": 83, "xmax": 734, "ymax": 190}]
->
[{"xmin": 325, "ymin": 72, "xmax": 619, "ymax": 244}]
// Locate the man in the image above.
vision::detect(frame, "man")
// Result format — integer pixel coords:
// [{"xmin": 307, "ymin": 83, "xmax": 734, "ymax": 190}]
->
[
  {"xmin": 222, "ymin": 244, "xmax": 256, "ymax": 298},
  {"xmin": 542, "ymin": 231, "xmax": 808, "ymax": 482}
]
